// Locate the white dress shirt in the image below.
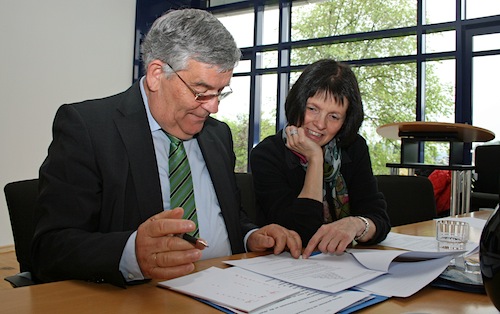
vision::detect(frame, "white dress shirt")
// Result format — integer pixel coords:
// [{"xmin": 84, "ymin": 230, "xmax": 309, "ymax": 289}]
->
[{"xmin": 119, "ymin": 77, "xmax": 231, "ymax": 281}]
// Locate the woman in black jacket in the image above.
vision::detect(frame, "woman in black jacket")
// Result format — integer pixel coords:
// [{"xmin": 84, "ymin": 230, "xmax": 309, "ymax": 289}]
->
[{"xmin": 250, "ymin": 59, "xmax": 391, "ymax": 258}]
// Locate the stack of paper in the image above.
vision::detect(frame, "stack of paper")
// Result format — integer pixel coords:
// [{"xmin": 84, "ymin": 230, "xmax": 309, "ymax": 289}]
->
[
  {"xmin": 225, "ymin": 249, "xmax": 458, "ymax": 298},
  {"xmin": 159, "ymin": 266, "xmax": 377, "ymax": 313},
  {"xmin": 159, "ymin": 245, "xmax": 462, "ymax": 313},
  {"xmin": 159, "ymin": 266, "xmax": 298, "ymax": 313}
]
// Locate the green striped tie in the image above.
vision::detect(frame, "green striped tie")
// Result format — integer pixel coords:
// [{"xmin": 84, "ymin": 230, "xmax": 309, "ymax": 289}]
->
[{"xmin": 165, "ymin": 132, "xmax": 199, "ymax": 237}]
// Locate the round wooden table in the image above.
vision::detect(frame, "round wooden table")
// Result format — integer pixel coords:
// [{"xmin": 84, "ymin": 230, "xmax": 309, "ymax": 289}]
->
[
  {"xmin": 376, "ymin": 121, "xmax": 495, "ymax": 142},
  {"xmin": 376, "ymin": 121, "xmax": 496, "ymax": 215}
]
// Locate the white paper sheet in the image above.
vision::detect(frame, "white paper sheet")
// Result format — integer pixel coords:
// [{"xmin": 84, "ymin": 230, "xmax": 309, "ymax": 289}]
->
[
  {"xmin": 160, "ymin": 247, "xmax": 463, "ymax": 311},
  {"xmin": 158, "ymin": 266, "xmax": 298, "ymax": 312},
  {"xmin": 225, "ymin": 249, "xmax": 460, "ymax": 298},
  {"xmin": 355, "ymin": 255, "xmax": 454, "ymax": 297},
  {"xmin": 346, "ymin": 248, "xmax": 458, "ymax": 272},
  {"xmin": 379, "ymin": 232, "xmax": 477, "ymax": 254},
  {"xmin": 225, "ymin": 253, "xmax": 386, "ymax": 294},
  {"xmin": 220, "ymin": 267, "xmax": 372, "ymax": 314}
]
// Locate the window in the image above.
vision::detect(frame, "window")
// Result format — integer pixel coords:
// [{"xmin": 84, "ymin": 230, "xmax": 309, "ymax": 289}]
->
[{"xmin": 209, "ymin": 0, "xmax": 500, "ymax": 173}]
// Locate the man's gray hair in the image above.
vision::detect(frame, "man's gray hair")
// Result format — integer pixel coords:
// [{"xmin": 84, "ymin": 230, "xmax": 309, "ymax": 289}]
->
[{"xmin": 140, "ymin": 8, "xmax": 241, "ymax": 75}]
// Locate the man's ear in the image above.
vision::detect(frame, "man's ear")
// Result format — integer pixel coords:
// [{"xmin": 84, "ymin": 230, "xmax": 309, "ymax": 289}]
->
[{"xmin": 145, "ymin": 60, "xmax": 165, "ymax": 92}]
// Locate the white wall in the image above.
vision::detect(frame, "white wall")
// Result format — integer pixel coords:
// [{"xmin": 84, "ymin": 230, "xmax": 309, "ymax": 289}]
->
[{"xmin": 0, "ymin": 0, "xmax": 137, "ymax": 246}]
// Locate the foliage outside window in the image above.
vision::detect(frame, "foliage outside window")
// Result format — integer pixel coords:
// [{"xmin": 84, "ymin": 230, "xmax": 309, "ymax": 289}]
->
[{"xmin": 213, "ymin": 0, "xmax": 464, "ymax": 173}]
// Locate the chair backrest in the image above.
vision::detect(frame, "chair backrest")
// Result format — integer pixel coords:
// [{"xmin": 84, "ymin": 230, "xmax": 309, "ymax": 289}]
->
[
  {"xmin": 474, "ymin": 144, "xmax": 500, "ymax": 194},
  {"xmin": 375, "ymin": 175, "xmax": 437, "ymax": 226},
  {"xmin": 235, "ymin": 172, "xmax": 257, "ymax": 223},
  {"xmin": 4, "ymin": 179, "xmax": 39, "ymax": 273}
]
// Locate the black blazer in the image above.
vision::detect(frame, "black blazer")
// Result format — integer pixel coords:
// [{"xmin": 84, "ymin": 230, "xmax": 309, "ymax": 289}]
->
[
  {"xmin": 250, "ymin": 130, "xmax": 390, "ymax": 246},
  {"xmin": 32, "ymin": 81, "xmax": 256, "ymax": 286}
]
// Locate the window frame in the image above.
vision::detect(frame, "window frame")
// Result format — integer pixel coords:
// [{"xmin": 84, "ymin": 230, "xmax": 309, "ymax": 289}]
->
[{"xmin": 208, "ymin": 0, "xmax": 500, "ymax": 169}]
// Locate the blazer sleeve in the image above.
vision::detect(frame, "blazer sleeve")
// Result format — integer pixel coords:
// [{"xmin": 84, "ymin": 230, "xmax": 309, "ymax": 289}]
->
[
  {"xmin": 341, "ymin": 135, "xmax": 391, "ymax": 245},
  {"xmin": 250, "ymin": 134, "xmax": 325, "ymax": 245},
  {"xmin": 32, "ymin": 104, "xmax": 132, "ymax": 286}
]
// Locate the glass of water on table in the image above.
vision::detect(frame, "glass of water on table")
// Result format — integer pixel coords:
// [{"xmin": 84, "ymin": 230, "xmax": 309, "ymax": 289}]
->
[{"xmin": 436, "ymin": 219, "xmax": 480, "ymax": 275}]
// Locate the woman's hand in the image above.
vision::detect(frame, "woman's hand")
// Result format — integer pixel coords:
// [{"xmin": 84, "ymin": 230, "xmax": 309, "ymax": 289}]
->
[
  {"xmin": 302, "ymin": 216, "xmax": 372, "ymax": 258},
  {"xmin": 285, "ymin": 125, "xmax": 323, "ymax": 163}
]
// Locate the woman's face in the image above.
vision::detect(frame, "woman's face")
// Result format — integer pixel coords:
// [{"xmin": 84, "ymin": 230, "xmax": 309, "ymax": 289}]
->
[{"xmin": 301, "ymin": 92, "xmax": 348, "ymax": 147}]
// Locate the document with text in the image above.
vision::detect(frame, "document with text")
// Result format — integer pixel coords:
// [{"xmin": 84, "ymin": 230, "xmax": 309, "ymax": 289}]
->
[
  {"xmin": 158, "ymin": 266, "xmax": 298, "ymax": 313},
  {"xmin": 204, "ymin": 267, "xmax": 375, "ymax": 314},
  {"xmin": 225, "ymin": 252, "xmax": 385, "ymax": 294},
  {"xmin": 159, "ymin": 249, "xmax": 460, "ymax": 312},
  {"xmin": 226, "ymin": 249, "xmax": 458, "ymax": 297},
  {"xmin": 158, "ymin": 266, "xmax": 379, "ymax": 313}
]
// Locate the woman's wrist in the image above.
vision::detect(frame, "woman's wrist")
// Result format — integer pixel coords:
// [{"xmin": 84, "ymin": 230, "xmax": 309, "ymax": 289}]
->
[{"xmin": 354, "ymin": 216, "xmax": 370, "ymax": 241}]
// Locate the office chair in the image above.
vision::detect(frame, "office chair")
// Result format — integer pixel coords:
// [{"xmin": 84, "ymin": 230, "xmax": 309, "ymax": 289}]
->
[
  {"xmin": 235, "ymin": 172, "xmax": 258, "ymax": 223},
  {"xmin": 376, "ymin": 175, "xmax": 437, "ymax": 226},
  {"xmin": 4, "ymin": 178, "xmax": 39, "ymax": 287},
  {"xmin": 471, "ymin": 144, "xmax": 500, "ymax": 211}
]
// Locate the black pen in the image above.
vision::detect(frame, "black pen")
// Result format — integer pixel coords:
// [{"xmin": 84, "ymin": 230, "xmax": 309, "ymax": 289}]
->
[{"xmin": 182, "ymin": 233, "xmax": 209, "ymax": 248}]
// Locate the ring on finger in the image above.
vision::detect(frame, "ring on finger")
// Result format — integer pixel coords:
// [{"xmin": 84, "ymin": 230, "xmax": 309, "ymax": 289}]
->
[{"xmin": 289, "ymin": 129, "xmax": 298, "ymax": 136}]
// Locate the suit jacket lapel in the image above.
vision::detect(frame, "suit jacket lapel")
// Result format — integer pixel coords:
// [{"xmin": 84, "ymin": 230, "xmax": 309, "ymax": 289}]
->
[
  {"xmin": 197, "ymin": 118, "xmax": 249, "ymax": 253},
  {"xmin": 114, "ymin": 82, "xmax": 163, "ymax": 221},
  {"xmin": 197, "ymin": 119, "xmax": 234, "ymax": 213}
]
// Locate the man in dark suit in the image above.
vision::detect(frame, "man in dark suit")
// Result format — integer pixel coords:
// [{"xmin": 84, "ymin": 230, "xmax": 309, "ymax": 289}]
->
[{"xmin": 32, "ymin": 8, "xmax": 301, "ymax": 287}]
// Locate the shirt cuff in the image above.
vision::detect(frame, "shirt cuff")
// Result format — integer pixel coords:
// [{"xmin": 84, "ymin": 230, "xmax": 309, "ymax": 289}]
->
[
  {"xmin": 119, "ymin": 231, "xmax": 146, "ymax": 282},
  {"xmin": 244, "ymin": 228, "xmax": 259, "ymax": 252}
]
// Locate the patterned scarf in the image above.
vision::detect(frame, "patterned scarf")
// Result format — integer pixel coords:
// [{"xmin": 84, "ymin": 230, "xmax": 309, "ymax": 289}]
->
[{"xmin": 283, "ymin": 130, "xmax": 350, "ymax": 222}]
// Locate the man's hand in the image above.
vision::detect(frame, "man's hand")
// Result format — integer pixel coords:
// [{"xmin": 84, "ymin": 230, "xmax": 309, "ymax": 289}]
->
[
  {"xmin": 135, "ymin": 208, "xmax": 206, "ymax": 280},
  {"xmin": 247, "ymin": 224, "xmax": 302, "ymax": 258}
]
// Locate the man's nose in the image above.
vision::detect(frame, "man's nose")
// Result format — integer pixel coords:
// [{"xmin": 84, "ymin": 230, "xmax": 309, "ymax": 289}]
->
[{"xmin": 201, "ymin": 97, "xmax": 219, "ymax": 114}]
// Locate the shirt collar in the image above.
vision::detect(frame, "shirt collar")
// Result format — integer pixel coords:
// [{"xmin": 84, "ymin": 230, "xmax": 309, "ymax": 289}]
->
[{"xmin": 139, "ymin": 76, "xmax": 161, "ymax": 132}]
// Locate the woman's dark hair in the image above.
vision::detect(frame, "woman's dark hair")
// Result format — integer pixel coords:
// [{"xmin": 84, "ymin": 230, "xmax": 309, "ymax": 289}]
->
[{"xmin": 284, "ymin": 59, "xmax": 364, "ymax": 147}]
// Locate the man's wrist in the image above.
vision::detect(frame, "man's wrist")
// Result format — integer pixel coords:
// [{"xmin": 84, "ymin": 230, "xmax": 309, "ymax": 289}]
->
[{"xmin": 244, "ymin": 228, "xmax": 259, "ymax": 252}]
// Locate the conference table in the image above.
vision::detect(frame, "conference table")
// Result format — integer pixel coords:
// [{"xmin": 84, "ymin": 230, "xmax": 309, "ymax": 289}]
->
[{"xmin": 0, "ymin": 211, "xmax": 496, "ymax": 313}]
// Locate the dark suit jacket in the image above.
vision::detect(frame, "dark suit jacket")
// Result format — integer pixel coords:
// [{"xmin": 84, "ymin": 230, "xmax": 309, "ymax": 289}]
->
[{"xmin": 32, "ymin": 81, "xmax": 256, "ymax": 286}]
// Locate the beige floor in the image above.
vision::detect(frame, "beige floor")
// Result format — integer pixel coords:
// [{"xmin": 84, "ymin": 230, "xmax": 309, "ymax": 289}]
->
[{"xmin": 0, "ymin": 245, "xmax": 20, "ymax": 290}]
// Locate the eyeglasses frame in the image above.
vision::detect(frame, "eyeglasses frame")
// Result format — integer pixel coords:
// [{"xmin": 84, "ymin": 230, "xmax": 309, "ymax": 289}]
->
[{"xmin": 164, "ymin": 62, "xmax": 232, "ymax": 102}]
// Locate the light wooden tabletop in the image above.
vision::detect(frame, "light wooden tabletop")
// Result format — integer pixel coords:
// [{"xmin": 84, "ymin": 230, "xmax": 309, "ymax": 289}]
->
[
  {"xmin": 0, "ymin": 210, "xmax": 496, "ymax": 313},
  {"xmin": 377, "ymin": 121, "xmax": 495, "ymax": 142}
]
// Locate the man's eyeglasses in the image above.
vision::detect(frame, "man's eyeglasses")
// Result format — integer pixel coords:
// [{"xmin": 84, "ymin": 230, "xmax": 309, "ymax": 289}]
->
[{"xmin": 165, "ymin": 62, "xmax": 233, "ymax": 102}]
